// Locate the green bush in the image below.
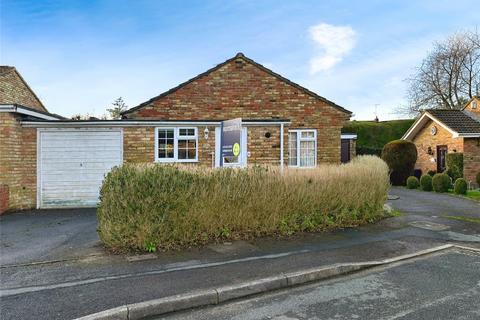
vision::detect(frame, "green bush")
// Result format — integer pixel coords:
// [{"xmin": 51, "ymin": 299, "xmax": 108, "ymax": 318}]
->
[
  {"xmin": 432, "ymin": 173, "xmax": 451, "ymax": 193},
  {"xmin": 445, "ymin": 153, "xmax": 463, "ymax": 181},
  {"xmin": 420, "ymin": 175, "xmax": 433, "ymax": 191},
  {"xmin": 406, "ymin": 176, "xmax": 419, "ymax": 189},
  {"xmin": 381, "ymin": 140, "xmax": 417, "ymax": 186},
  {"xmin": 454, "ymin": 178, "xmax": 468, "ymax": 195},
  {"xmin": 427, "ymin": 170, "xmax": 436, "ymax": 177},
  {"xmin": 97, "ymin": 156, "xmax": 390, "ymax": 252}
]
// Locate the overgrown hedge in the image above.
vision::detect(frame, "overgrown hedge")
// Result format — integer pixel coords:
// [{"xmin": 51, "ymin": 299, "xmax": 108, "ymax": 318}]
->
[
  {"xmin": 381, "ymin": 140, "xmax": 417, "ymax": 186},
  {"xmin": 97, "ymin": 156, "xmax": 390, "ymax": 252}
]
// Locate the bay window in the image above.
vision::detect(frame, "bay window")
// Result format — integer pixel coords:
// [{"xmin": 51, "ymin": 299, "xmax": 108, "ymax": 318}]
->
[
  {"xmin": 288, "ymin": 130, "xmax": 317, "ymax": 167},
  {"xmin": 155, "ymin": 127, "xmax": 198, "ymax": 162}
]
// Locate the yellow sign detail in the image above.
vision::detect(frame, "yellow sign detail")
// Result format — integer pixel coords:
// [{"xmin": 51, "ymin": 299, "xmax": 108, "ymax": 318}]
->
[{"xmin": 232, "ymin": 143, "xmax": 241, "ymax": 156}]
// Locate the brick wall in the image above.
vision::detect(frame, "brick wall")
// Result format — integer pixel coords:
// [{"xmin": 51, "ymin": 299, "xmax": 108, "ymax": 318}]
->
[
  {"xmin": 124, "ymin": 56, "xmax": 349, "ymax": 165},
  {"xmin": 464, "ymin": 138, "xmax": 480, "ymax": 187},
  {"xmin": 0, "ymin": 68, "xmax": 46, "ymax": 112},
  {"xmin": 412, "ymin": 119, "xmax": 464, "ymax": 174},
  {"xmin": 0, "ymin": 113, "xmax": 37, "ymax": 211},
  {"xmin": 123, "ymin": 125, "xmax": 288, "ymax": 167}
]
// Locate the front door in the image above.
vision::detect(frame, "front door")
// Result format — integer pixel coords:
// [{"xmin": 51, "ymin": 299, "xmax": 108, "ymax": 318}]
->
[
  {"xmin": 341, "ymin": 139, "xmax": 350, "ymax": 163},
  {"xmin": 215, "ymin": 127, "xmax": 248, "ymax": 167},
  {"xmin": 437, "ymin": 145, "xmax": 448, "ymax": 172}
]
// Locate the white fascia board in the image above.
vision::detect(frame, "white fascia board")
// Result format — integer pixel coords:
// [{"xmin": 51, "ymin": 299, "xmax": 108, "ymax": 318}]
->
[
  {"xmin": 0, "ymin": 104, "xmax": 60, "ymax": 120},
  {"xmin": 21, "ymin": 120, "xmax": 291, "ymax": 128},
  {"xmin": 402, "ymin": 112, "xmax": 459, "ymax": 140},
  {"xmin": 458, "ymin": 133, "xmax": 480, "ymax": 138}
]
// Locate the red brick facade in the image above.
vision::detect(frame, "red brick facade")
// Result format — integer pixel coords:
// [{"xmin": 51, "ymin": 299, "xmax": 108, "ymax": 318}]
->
[
  {"xmin": 0, "ymin": 113, "xmax": 37, "ymax": 211},
  {"xmin": 412, "ymin": 119, "xmax": 464, "ymax": 174},
  {"xmin": 464, "ymin": 138, "xmax": 480, "ymax": 187},
  {"xmin": 0, "ymin": 66, "xmax": 47, "ymax": 112}
]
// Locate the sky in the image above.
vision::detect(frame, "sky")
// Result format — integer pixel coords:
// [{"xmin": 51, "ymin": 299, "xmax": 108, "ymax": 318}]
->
[{"xmin": 1, "ymin": 0, "xmax": 478, "ymax": 120}]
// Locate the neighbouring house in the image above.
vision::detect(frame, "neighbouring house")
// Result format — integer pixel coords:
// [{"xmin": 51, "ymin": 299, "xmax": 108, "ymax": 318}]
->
[
  {"xmin": 0, "ymin": 53, "xmax": 353, "ymax": 211},
  {"xmin": 402, "ymin": 96, "xmax": 480, "ymax": 187}
]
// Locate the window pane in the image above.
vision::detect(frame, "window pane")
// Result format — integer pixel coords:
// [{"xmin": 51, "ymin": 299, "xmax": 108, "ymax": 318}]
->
[
  {"xmin": 178, "ymin": 148, "xmax": 186, "ymax": 159},
  {"xmin": 178, "ymin": 139, "xmax": 196, "ymax": 160},
  {"xmin": 301, "ymin": 131, "xmax": 314, "ymax": 138},
  {"xmin": 288, "ymin": 132, "xmax": 298, "ymax": 166},
  {"xmin": 158, "ymin": 129, "xmax": 175, "ymax": 159},
  {"xmin": 179, "ymin": 128, "xmax": 195, "ymax": 136},
  {"xmin": 300, "ymin": 140, "xmax": 315, "ymax": 167},
  {"xmin": 187, "ymin": 148, "xmax": 196, "ymax": 159},
  {"xmin": 224, "ymin": 156, "xmax": 239, "ymax": 164}
]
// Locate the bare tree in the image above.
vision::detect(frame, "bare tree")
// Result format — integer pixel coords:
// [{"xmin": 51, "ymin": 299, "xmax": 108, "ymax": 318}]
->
[{"xmin": 404, "ymin": 30, "xmax": 480, "ymax": 115}]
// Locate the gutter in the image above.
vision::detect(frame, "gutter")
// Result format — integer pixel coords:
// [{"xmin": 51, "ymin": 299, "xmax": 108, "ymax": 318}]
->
[
  {"xmin": 0, "ymin": 104, "xmax": 61, "ymax": 121},
  {"xmin": 21, "ymin": 120, "xmax": 291, "ymax": 128}
]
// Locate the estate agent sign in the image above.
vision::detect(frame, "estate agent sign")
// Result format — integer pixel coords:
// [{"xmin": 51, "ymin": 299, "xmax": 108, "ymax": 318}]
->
[{"xmin": 220, "ymin": 118, "xmax": 242, "ymax": 167}]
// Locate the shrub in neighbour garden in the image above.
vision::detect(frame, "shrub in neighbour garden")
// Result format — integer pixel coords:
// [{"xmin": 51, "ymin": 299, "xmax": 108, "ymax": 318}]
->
[
  {"xmin": 420, "ymin": 175, "xmax": 433, "ymax": 191},
  {"xmin": 454, "ymin": 178, "xmax": 468, "ymax": 195},
  {"xmin": 432, "ymin": 173, "xmax": 451, "ymax": 193},
  {"xmin": 406, "ymin": 176, "xmax": 419, "ymax": 189},
  {"xmin": 427, "ymin": 170, "xmax": 436, "ymax": 177},
  {"xmin": 97, "ymin": 156, "xmax": 390, "ymax": 252},
  {"xmin": 445, "ymin": 153, "xmax": 463, "ymax": 182},
  {"xmin": 381, "ymin": 140, "xmax": 417, "ymax": 186}
]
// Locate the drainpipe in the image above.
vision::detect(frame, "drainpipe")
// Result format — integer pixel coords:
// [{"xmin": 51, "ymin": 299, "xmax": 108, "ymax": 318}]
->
[{"xmin": 280, "ymin": 123, "xmax": 284, "ymax": 171}]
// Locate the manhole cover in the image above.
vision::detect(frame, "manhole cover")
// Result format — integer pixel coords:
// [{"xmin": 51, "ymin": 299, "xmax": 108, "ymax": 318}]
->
[
  {"xmin": 388, "ymin": 195, "xmax": 400, "ymax": 200},
  {"xmin": 409, "ymin": 221, "xmax": 450, "ymax": 231}
]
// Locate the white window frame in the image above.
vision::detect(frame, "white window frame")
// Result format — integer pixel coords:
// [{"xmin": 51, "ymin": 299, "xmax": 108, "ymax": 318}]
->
[
  {"xmin": 288, "ymin": 129, "xmax": 317, "ymax": 168},
  {"xmin": 155, "ymin": 127, "xmax": 198, "ymax": 163}
]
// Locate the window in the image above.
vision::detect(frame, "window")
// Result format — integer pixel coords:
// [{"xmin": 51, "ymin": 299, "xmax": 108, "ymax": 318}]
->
[
  {"xmin": 155, "ymin": 127, "xmax": 198, "ymax": 162},
  {"xmin": 288, "ymin": 130, "xmax": 316, "ymax": 167},
  {"xmin": 473, "ymin": 101, "xmax": 477, "ymax": 109}
]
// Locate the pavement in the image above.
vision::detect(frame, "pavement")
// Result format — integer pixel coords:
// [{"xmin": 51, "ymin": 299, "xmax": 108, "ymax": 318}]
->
[
  {"xmin": 159, "ymin": 248, "xmax": 480, "ymax": 320},
  {"xmin": 0, "ymin": 187, "xmax": 479, "ymax": 319}
]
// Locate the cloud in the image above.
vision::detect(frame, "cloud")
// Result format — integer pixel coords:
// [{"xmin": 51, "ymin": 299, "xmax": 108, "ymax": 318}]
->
[{"xmin": 308, "ymin": 23, "xmax": 357, "ymax": 73}]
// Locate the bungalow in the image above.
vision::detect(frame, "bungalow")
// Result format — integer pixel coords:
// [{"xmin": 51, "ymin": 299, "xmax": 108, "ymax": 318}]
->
[
  {"xmin": 402, "ymin": 96, "xmax": 480, "ymax": 187},
  {"xmin": 0, "ymin": 53, "xmax": 354, "ymax": 211}
]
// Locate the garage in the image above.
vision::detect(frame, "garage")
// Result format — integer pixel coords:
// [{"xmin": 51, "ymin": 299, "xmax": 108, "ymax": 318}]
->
[{"xmin": 37, "ymin": 128, "xmax": 123, "ymax": 208}]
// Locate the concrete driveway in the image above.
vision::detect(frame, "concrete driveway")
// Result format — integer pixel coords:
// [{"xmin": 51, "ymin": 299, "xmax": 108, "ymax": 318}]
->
[{"xmin": 0, "ymin": 208, "xmax": 101, "ymax": 266}]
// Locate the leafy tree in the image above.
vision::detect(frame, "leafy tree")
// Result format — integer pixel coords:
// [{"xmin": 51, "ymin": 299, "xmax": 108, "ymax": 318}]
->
[
  {"xmin": 107, "ymin": 97, "xmax": 128, "ymax": 119},
  {"xmin": 403, "ymin": 30, "xmax": 480, "ymax": 115}
]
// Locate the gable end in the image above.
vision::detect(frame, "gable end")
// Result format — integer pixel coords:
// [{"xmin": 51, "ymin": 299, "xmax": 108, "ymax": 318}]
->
[{"xmin": 122, "ymin": 53, "xmax": 352, "ymax": 117}]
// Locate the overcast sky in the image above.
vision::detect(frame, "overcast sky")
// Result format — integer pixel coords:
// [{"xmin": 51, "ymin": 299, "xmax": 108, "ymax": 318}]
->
[{"xmin": 1, "ymin": 0, "xmax": 478, "ymax": 120}]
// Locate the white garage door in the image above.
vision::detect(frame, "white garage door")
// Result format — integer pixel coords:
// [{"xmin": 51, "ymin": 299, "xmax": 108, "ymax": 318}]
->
[{"xmin": 38, "ymin": 128, "xmax": 123, "ymax": 208}]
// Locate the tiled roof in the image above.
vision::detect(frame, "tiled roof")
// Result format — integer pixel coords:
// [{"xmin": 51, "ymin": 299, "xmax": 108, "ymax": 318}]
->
[{"xmin": 426, "ymin": 109, "xmax": 480, "ymax": 134}]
